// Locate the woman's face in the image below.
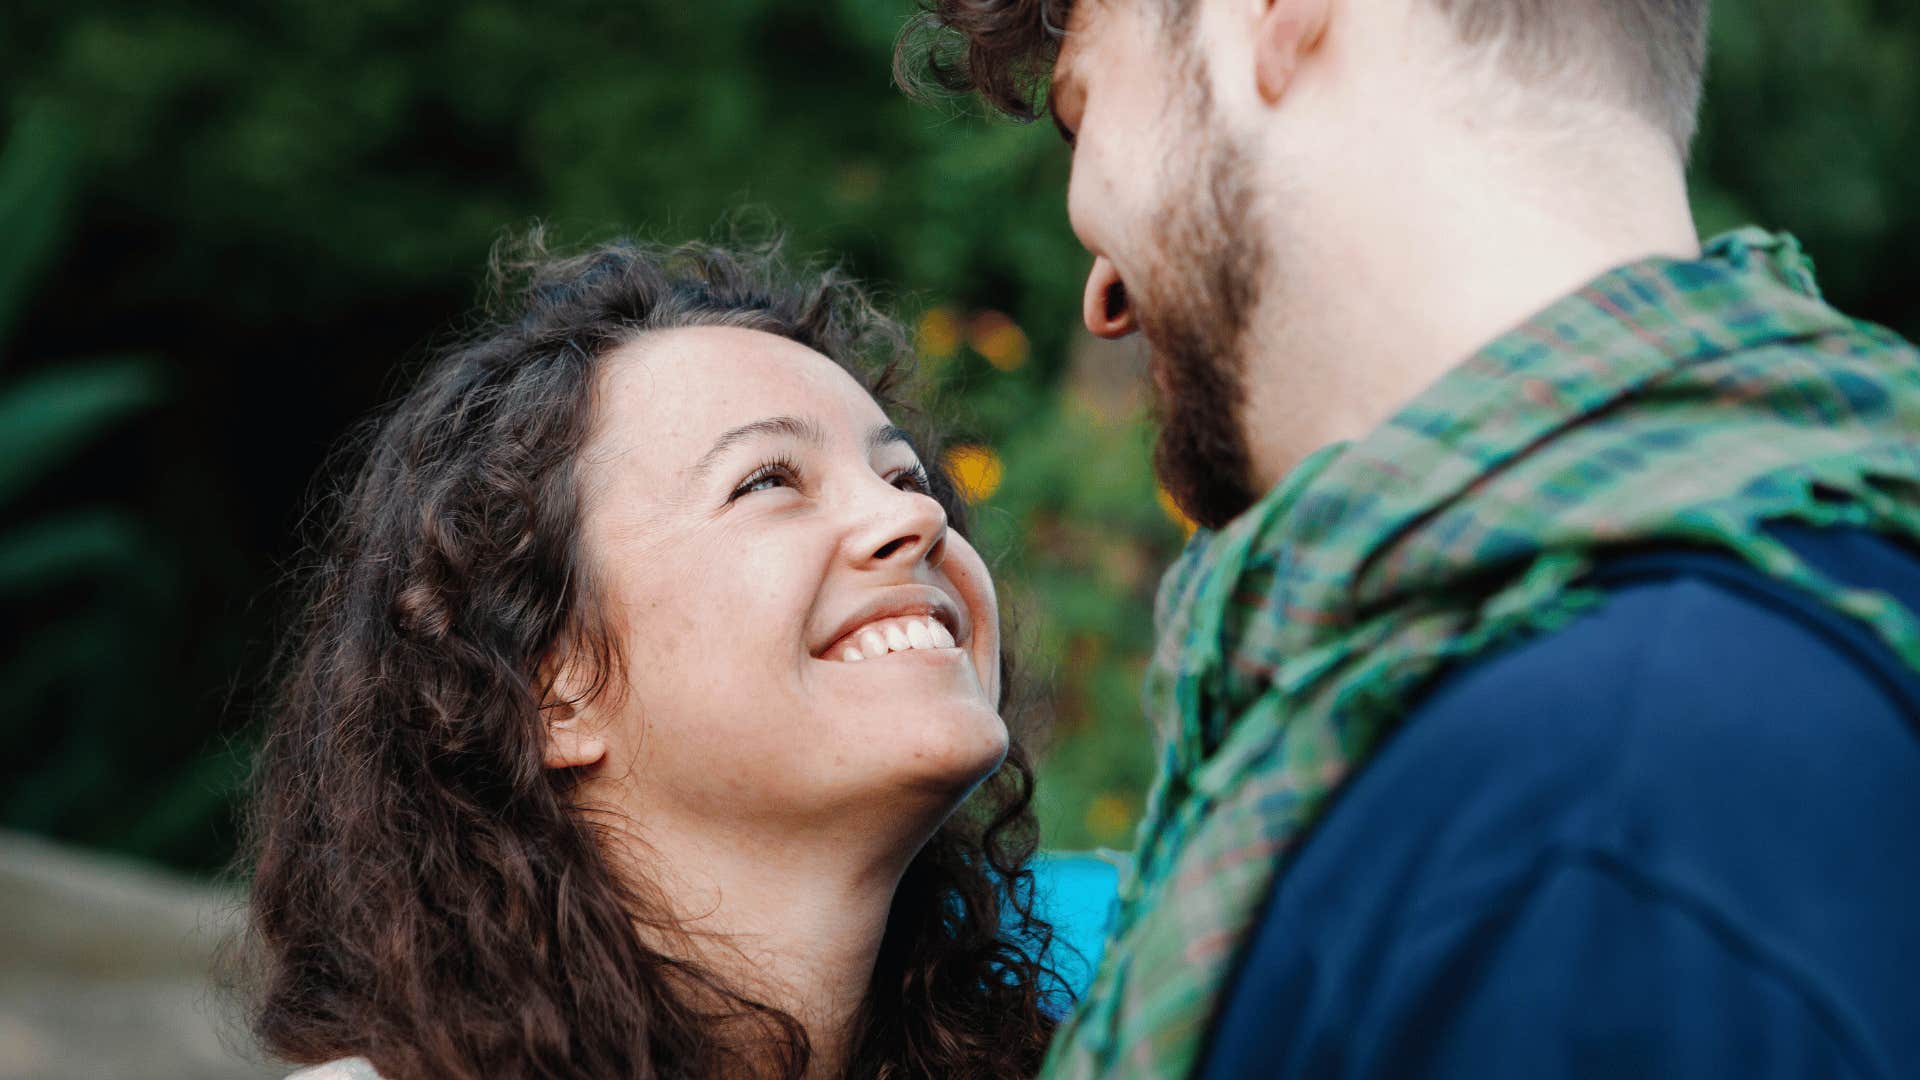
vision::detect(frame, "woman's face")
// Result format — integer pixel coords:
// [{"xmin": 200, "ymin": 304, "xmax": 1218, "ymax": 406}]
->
[{"xmin": 568, "ymin": 326, "xmax": 1007, "ymax": 836}]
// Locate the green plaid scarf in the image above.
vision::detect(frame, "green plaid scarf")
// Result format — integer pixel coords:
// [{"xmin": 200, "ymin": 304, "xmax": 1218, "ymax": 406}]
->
[{"xmin": 1041, "ymin": 229, "xmax": 1920, "ymax": 1078}]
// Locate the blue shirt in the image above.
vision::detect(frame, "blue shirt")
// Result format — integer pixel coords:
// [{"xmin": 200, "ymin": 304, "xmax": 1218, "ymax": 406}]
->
[{"xmin": 1201, "ymin": 525, "xmax": 1920, "ymax": 1078}]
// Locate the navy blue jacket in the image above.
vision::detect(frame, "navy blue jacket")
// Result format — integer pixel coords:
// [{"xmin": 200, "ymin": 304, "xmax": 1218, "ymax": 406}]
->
[{"xmin": 1200, "ymin": 525, "xmax": 1920, "ymax": 1078}]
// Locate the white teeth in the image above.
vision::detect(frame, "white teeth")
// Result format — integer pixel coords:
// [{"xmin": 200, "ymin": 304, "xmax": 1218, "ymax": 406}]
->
[{"xmin": 829, "ymin": 615, "xmax": 960, "ymax": 661}]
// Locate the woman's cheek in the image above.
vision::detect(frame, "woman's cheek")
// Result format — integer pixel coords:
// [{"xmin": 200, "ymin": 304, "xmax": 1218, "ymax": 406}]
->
[{"xmin": 944, "ymin": 532, "xmax": 1002, "ymax": 703}]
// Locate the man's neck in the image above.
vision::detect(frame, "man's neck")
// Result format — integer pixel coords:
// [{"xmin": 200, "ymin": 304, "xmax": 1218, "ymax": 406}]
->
[{"xmin": 1239, "ymin": 108, "xmax": 1700, "ymax": 493}]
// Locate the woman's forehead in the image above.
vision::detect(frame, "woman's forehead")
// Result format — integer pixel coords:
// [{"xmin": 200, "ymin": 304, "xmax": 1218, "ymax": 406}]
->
[{"xmin": 598, "ymin": 325, "xmax": 891, "ymax": 453}]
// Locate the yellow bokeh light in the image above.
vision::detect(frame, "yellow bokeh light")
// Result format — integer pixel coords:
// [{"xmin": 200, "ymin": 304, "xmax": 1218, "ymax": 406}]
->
[
  {"xmin": 1084, "ymin": 793, "xmax": 1135, "ymax": 844},
  {"xmin": 944, "ymin": 444, "xmax": 1004, "ymax": 503},
  {"xmin": 916, "ymin": 306, "xmax": 962, "ymax": 359},
  {"xmin": 1156, "ymin": 484, "xmax": 1197, "ymax": 536},
  {"xmin": 968, "ymin": 310, "xmax": 1030, "ymax": 372}
]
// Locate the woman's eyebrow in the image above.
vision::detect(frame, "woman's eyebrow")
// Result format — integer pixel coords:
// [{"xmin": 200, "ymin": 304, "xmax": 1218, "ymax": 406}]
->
[
  {"xmin": 688, "ymin": 415, "xmax": 825, "ymax": 481},
  {"xmin": 868, "ymin": 424, "xmax": 913, "ymax": 453}
]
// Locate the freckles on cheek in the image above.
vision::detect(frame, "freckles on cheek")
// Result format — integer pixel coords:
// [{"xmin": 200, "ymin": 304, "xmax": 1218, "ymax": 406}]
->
[
  {"xmin": 603, "ymin": 570, "xmax": 704, "ymax": 705},
  {"xmin": 612, "ymin": 524, "xmax": 817, "ymax": 718}
]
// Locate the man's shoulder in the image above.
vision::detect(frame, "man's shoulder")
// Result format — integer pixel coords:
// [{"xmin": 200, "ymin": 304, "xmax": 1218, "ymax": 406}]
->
[
  {"xmin": 1201, "ymin": 529, "xmax": 1920, "ymax": 1078},
  {"xmin": 1256, "ymin": 527, "xmax": 1920, "ymax": 926},
  {"xmin": 1430, "ymin": 527, "xmax": 1915, "ymax": 737},
  {"xmin": 1365, "ymin": 528, "xmax": 1920, "ymax": 863}
]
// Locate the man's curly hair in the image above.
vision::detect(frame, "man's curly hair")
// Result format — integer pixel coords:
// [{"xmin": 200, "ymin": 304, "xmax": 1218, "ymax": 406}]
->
[
  {"xmin": 895, "ymin": 0, "xmax": 1077, "ymax": 122},
  {"xmin": 896, "ymin": 0, "xmax": 1710, "ymax": 150}
]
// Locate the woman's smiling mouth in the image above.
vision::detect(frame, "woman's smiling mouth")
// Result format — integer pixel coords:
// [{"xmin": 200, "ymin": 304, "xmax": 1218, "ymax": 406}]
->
[
  {"xmin": 814, "ymin": 587, "xmax": 968, "ymax": 662},
  {"xmin": 829, "ymin": 614, "xmax": 958, "ymax": 662}
]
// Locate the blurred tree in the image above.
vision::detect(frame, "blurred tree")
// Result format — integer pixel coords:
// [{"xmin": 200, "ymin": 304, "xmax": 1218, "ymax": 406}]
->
[
  {"xmin": 0, "ymin": 0, "xmax": 1914, "ymax": 866},
  {"xmin": 1692, "ymin": 0, "xmax": 1920, "ymax": 317},
  {"xmin": 0, "ymin": 105, "xmax": 212, "ymax": 865}
]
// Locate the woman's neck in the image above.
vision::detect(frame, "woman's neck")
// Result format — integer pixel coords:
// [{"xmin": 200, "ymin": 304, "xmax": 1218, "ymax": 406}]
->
[{"xmin": 617, "ymin": 815, "xmax": 924, "ymax": 1077}]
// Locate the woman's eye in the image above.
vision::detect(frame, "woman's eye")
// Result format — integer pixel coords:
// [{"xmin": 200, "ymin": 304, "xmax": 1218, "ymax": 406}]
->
[
  {"xmin": 730, "ymin": 461, "xmax": 800, "ymax": 501},
  {"xmin": 894, "ymin": 465, "xmax": 933, "ymax": 495}
]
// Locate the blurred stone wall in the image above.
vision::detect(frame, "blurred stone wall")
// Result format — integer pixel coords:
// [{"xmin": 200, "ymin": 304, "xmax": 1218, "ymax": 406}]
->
[{"xmin": 0, "ymin": 831, "xmax": 279, "ymax": 1079}]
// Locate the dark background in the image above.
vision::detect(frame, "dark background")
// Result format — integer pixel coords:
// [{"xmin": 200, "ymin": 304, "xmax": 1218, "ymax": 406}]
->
[{"xmin": 3, "ymin": 0, "xmax": 1916, "ymax": 874}]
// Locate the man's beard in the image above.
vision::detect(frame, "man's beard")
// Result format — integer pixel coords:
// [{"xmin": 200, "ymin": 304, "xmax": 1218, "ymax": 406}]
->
[{"xmin": 1135, "ymin": 128, "xmax": 1267, "ymax": 531}]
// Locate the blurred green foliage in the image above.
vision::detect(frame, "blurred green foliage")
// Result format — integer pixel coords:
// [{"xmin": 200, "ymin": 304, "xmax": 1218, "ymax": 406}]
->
[
  {"xmin": 0, "ymin": 0, "xmax": 1915, "ymax": 868},
  {"xmin": 0, "ymin": 105, "xmax": 190, "ymax": 856}
]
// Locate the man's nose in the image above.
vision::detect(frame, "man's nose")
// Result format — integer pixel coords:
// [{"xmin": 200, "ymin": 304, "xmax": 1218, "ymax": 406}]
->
[{"xmin": 1082, "ymin": 255, "xmax": 1137, "ymax": 339}]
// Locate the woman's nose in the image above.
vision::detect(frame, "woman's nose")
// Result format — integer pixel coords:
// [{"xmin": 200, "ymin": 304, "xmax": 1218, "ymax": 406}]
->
[
  {"xmin": 849, "ymin": 482, "xmax": 948, "ymax": 569},
  {"xmin": 1082, "ymin": 255, "xmax": 1137, "ymax": 339}
]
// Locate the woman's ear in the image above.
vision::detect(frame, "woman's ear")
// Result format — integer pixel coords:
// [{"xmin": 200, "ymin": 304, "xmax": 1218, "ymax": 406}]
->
[
  {"xmin": 1252, "ymin": 0, "xmax": 1333, "ymax": 105},
  {"xmin": 540, "ymin": 650, "xmax": 609, "ymax": 772},
  {"xmin": 543, "ymin": 703, "xmax": 608, "ymax": 772}
]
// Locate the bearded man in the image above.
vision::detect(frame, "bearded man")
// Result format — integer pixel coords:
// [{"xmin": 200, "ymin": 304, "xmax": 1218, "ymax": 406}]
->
[{"xmin": 902, "ymin": 1, "xmax": 1920, "ymax": 1076}]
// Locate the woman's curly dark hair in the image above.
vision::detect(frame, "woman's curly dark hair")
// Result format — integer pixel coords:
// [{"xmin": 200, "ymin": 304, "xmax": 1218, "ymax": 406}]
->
[{"xmin": 239, "ymin": 235, "xmax": 1061, "ymax": 1078}]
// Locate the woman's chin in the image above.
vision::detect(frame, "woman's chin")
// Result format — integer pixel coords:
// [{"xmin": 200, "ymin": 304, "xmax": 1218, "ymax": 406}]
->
[
  {"xmin": 876, "ymin": 704, "xmax": 1010, "ymax": 805},
  {"xmin": 806, "ymin": 645, "xmax": 998, "ymax": 730}
]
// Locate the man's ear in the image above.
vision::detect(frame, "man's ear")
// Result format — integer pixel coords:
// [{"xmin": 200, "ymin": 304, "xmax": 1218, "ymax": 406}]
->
[
  {"xmin": 1251, "ymin": 0, "xmax": 1333, "ymax": 105},
  {"xmin": 540, "ymin": 651, "xmax": 609, "ymax": 772}
]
